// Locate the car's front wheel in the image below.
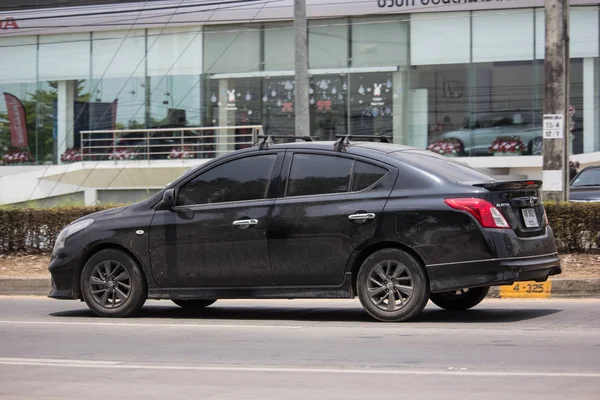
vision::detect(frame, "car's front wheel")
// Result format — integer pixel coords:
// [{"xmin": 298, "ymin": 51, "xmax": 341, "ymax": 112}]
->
[
  {"xmin": 80, "ymin": 249, "xmax": 147, "ymax": 317},
  {"xmin": 357, "ymin": 249, "xmax": 429, "ymax": 322},
  {"xmin": 172, "ymin": 299, "xmax": 216, "ymax": 309},
  {"xmin": 429, "ymin": 287, "xmax": 490, "ymax": 311}
]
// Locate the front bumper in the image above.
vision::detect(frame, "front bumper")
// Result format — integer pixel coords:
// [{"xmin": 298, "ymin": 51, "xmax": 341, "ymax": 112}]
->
[
  {"xmin": 426, "ymin": 253, "xmax": 562, "ymax": 293},
  {"xmin": 48, "ymin": 253, "xmax": 81, "ymax": 300}
]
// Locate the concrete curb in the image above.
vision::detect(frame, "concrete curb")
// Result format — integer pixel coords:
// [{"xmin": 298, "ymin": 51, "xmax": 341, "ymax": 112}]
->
[{"xmin": 1, "ymin": 276, "xmax": 599, "ymax": 298}]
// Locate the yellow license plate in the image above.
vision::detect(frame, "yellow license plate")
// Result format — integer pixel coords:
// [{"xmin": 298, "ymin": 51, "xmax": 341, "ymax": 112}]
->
[{"xmin": 499, "ymin": 281, "xmax": 552, "ymax": 299}]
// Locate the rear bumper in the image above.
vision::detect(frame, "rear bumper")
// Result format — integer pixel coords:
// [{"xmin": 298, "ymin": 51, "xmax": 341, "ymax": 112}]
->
[{"xmin": 427, "ymin": 253, "xmax": 561, "ymax": 293}]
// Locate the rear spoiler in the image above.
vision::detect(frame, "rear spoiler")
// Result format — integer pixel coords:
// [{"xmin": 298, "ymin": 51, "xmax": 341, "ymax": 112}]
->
[{"xmin": 473, "ymin": 180, "xmax": 542, "ymax": 190}]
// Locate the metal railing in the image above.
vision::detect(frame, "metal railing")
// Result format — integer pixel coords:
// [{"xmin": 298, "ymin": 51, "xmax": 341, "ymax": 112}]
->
[{"xmin": 80, "ymin": 125, "xmax": 264, "ymax": 161}]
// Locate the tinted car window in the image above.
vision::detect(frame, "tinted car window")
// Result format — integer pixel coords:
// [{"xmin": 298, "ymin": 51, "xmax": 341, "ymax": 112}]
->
[
  {"xmin": 287, "ymin": 154, "xmax": 353, "ymax": 197},
  {"xmin": 352, "ymin": 161, "xmax": 388, "ymax": 191},
  {"xmin": 393, "ymin": 150, "xmax": 496, "ymax": 184},
  {"xmin": 177, "ymin": 154, "xmax": 277, "ymax": 205},
  {"xmin": 572, "ymin": 168, "xmax": 600, "ymax": 187}
]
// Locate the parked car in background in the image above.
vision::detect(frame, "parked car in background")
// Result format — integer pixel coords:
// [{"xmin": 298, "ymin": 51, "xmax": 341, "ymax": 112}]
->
[
  {"xmin": 439, "ymin": 113, "xmax": 543, "ymax": 156},
  {"xmin": 570, "ymin": 165, "xmax": 600, "ymax": 202},
  {"xmin": 48, "ymin": 135, "xmax": 561, "ymax": 322}
]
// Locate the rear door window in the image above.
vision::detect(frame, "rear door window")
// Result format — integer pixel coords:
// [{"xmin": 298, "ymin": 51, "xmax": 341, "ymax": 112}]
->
[
  {"xmin": 352, "ymin": 161, "xmax": 389, "ymax": 192},
  {"xmin": 287, "ymin": 154, "xmax": 353, "ymax": 197}
]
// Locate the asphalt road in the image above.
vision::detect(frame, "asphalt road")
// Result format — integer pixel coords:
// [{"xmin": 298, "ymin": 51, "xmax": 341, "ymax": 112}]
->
[{"xmin": 0, "ymin": 297, "xmax": 599, "ymax": 400}]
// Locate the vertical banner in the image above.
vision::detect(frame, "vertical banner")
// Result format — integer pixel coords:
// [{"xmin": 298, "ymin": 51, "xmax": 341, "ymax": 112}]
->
[
  {"xmin": 111, "ymin": 99, "xmax": 118, "ymax": 130},
  {"xmin": 3, "ymin": 92, "xmax": 29, "ymax": 147}
]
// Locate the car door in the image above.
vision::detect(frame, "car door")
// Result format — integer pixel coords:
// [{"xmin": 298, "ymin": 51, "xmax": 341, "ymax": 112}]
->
[
  {"xmin": 268, "ymin": 151, "xmax": 396, "ymax": 286},
  {"xmin": 149, "ymin": 151, "xmax": 283, "ymax": 288}
]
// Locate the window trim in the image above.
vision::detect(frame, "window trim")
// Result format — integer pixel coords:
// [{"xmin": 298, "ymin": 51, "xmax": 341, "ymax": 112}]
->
[
  {"xmin": 174, "ymin": 151, "xmax": 282, "ymax": 207},
  {"xmin": 282, "ymin": 151, "xmax": 392, "ymax": 200}
]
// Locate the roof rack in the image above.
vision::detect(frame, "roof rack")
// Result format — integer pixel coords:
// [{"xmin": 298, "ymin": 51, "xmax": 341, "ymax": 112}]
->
[
  {"xmin": 254, "ymin": 135, "xmax": 317, "ymax": 150},
  {"xmin": 333, "ymin": 134, "xmax": 392, "ymax": 152}
]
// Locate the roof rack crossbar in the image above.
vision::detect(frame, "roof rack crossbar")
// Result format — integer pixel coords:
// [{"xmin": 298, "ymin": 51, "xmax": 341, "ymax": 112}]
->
[
  {"xmin": 254, "ymin": 135, "xmax": 317, "ymax": 150},
  {"xmin": 333, "ymin": 134, "xmax": 392, "ymax": 152}
]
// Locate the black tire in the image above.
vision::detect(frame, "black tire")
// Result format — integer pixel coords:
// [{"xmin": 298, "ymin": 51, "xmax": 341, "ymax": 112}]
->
[
  {"xmin": 172, "ymin": 299, "xmax": 216, "ymax": 309},
  {"xmin": 80, "ymin": 249, "xmax": 147, "ymax": 317},
  {"xmin": 357, "ymin": 249, "xmax": 429, "ymax": 322},
  {"xmin": 430, "ymin": 287, "xmax": 490, "ymax": 311}
]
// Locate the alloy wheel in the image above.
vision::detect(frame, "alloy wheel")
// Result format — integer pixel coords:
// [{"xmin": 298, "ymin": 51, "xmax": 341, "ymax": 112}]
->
[
  {"xmin": 89, "ymin": 260, "xmax": 132, "ymax": 309},
  {"xmin": 366, "ymin": 260, "xmax": 414, "ymax": 312}
]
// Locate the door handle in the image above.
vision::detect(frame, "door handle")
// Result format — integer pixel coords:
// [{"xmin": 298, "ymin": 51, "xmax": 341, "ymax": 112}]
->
[
  {"xmin": 348, "ymin": 213, "xmax": 376, "ymax": 221},
  {"xmin": 232, "ymin": 219, "xmax": 259, "ymax": 228}
]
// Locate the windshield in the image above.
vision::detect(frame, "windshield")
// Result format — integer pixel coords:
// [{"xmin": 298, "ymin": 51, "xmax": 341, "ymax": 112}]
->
[{"xmin": 572, "ymin": 168, "xmax": 600, "ymax": 187}]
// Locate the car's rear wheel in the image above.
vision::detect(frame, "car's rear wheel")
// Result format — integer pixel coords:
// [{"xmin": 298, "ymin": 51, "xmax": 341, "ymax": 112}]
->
[
  {"xmin": 357, "ymin": 249, "xmax": 429, "ymax": 322},
  {"xmin": 429, "ymin": 287, "xmax": 490, "ymax": 311},
  {"xmin": 171, "ymin": 299, "xmax": 216, "ymax": 309},
  {"xmin": 528, "ymin": 137, "xmax": 543, "ymax": 155},
  {"xmin": 80, "ymin": 249, "xmax": 147, "ymax": 317}
]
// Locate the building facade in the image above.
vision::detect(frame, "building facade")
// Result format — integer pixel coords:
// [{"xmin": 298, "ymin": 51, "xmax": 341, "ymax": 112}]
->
[{"xmin": 0, "ymin": 0, "xmax": 599, "ymax": 173}]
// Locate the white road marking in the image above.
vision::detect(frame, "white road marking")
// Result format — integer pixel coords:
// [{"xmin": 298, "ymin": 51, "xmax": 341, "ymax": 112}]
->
[
  {"xmin": 0, "ymin": 320, "xmax": 303, "ymax": 329},
  {"xmin": 0, "ymin": 357, "xmax": 598, "ymax": 378}
]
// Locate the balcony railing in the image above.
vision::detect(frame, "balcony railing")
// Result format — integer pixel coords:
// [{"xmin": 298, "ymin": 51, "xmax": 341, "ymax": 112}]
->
[{"xmin": 80, "ymin": 125, "xmax": 264, "ymax": 161}]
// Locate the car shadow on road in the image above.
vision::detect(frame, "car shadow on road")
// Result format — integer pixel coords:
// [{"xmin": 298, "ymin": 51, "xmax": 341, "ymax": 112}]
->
[{"xmin": 49, "ymin": 303, "xmax": 562, "ymax": 324}]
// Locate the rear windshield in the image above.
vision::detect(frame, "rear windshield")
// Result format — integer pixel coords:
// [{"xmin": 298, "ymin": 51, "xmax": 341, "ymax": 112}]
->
[{"xmin": 392, "ymin": 150, "xmax": 497, "ymax": 184}]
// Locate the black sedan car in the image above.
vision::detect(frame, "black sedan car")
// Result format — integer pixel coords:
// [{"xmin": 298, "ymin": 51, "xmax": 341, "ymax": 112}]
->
[
  {"xmin": 48, "ymin": 135, "xmax": 561, "ymax": 322},
  {"xmin": 570, "ymin": 165, "xmax": 600, "ymax": 202}
]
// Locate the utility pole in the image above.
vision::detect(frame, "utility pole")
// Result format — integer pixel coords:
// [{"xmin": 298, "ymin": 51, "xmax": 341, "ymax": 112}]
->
[
  {"xmin": 294, "ymin": 0, "xmax": 310, "ymax": 137},
  {"xmin": 542, "ymin": 0, "xmax": 570, "ymax": 202}
]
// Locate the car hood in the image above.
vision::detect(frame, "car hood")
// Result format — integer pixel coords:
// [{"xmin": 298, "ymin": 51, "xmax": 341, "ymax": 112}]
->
[
  {"xmin": 569, "ymin": 186, "xmax": 600, "ymax": 202},
  {"xmin": 72, "ymin": 205, "xmax": 130, "ymax": 224}
]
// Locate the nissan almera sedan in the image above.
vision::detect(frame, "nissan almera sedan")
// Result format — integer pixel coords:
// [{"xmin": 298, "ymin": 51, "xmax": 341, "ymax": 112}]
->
[{"xmin": 48, "ymin": 135, "xmax": 561, "ymax": 322}]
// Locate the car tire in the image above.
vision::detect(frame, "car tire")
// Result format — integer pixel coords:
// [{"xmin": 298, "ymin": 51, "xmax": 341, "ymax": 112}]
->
[
  {"xmin": 429, "ymin": 287, "xmax": 490, "ymax": 311},
  {"xmin": 357, "ymin": 249, "xmax": 429, "ymax": 322},
  {"xmin": 171, "ymin": 299, "xmax": 216, "ymax": 309},
  {"xmin": 80, "ymin": 249, "xmax": 147, "ymax": 318}
]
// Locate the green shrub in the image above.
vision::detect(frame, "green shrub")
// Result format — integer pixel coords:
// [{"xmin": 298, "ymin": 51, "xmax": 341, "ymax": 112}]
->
[
  {"xmin": 544, "ymin": 202, "xmax": 600, "ymax": 253},
  {"xmin": 0, "ymin": 202, "xmax": 598, "ymax": 255},
  {"xmin": 0, "ymin": 205, "xmax": 119, "ymax": 254}
]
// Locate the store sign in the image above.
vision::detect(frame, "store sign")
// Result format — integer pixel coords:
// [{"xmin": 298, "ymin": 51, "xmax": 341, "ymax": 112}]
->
[
  {"xmin": 3, "ymin": 0, "xmax": 596, "ymax": 36},
  {"xmin": 0, "ymin": 17, "xmax": 19, "ymax": 30},
  {"xmin": 316, "ymin": 100, "xmax": 332, "ymax": 111},
  {"xmin": 281, "ymin": 102, "xmax": 294, "ymax": 113}
]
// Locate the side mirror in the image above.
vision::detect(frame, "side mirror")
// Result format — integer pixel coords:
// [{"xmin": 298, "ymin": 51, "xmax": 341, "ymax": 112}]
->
[{"xmin": 161, "ymin": 188, "xmax": 176, "ymax": 209}]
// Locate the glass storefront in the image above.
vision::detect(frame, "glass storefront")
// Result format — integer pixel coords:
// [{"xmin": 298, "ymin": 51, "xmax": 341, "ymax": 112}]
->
[{"xmin": 0, "ymin": 6, "xmax": 599, "ymax": 166}]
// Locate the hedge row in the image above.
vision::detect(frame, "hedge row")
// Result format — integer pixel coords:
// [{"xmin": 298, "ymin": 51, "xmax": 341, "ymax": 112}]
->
[
  {"xmin": 0, "ymin": 206, "xmax": 114, "ymax": 254},
  {"xmin": 0, "ymin": 202, "xmax": 599, "ymax": 255}
]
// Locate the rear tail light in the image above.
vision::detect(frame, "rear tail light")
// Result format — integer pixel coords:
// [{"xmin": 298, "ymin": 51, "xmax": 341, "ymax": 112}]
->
[{"xmin": 444, "ymin": 198, "xmax": 511, "ymax": 229}]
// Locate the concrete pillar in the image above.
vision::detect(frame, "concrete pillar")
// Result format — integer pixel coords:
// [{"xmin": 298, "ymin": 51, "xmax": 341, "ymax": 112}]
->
[
  {"xmin": 218, "ymin": 79, "xmax": 235, "ymax": 156},
  {"xmin": 392, "ymin": 69, "xmax": 405, "ymax": 144},
  {"xmin": 57, "ymin": 80, "xmax": 76, "ymax": 164},
  {"xmin": 84, "ymin": 188, "xmax": 97, "ymax": 206},
  {"xmin": 583, "ymin": 57, "xmax": 599, "ymax": 153}
]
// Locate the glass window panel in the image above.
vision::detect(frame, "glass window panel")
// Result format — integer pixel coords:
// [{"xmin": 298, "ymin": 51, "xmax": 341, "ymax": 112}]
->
[
  {"xmin": 309, "ymin": 74, "xmax": 348, "ymax": 140},
  {"xmin": 39, "ymin": 33, "xmax": 90, "ymax": 81},
  {"xmin": 472, "ymin": 10, "xmax": 534, "ymax": 63},
  {"xmin": 203, "ymin": 25, "xmax": 260, "ymax": 73},
  {"xmin": 410, "ymin": 12, "xmax": 470, "ymax": 66},
  {"xmin": 147, "ymin": 27, "xmax": 203, "ymax": 76},
  {"xmin": 309, "ymin": 19, "xmax": 348, "ymax": 69},
  {"xmin": 287, "ymin": 154, "xmax": 352, "ymax": 197},
  {"xmin": 352, "ymin": 161, "xmax": 388, "ymax": 192},
  {"xmin": 0, "ymin": 36, "xmax": 37, "ymax": 84},
  {"xmin": 91, "ymin": 30, "xmax": 145, "ymax": 79},
  {"xmin": 351, "ymin": 17, "xmax": 408, "ymax": 68},
  {"xmin": 536, "ymin": 7, "xmax": 599, "ymax": 59},
  {"xmin": 177, "ymin": 154, "xmax": 277, "ymax": 205},
  {"xmin": 264, "ymin": 22, "xmax": 294, "ymax": 71},
  {"xmin": 349, "ymin": 72, "xmax": 395, "ymax": 137}
]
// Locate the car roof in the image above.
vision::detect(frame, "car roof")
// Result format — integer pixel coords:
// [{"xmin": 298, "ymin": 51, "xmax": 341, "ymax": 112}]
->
[{"xmin": 240, "ymin": 140, "xmax": 416, "ymax": 156}]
